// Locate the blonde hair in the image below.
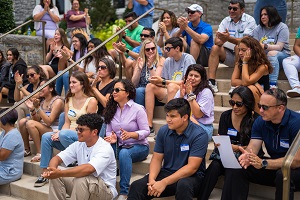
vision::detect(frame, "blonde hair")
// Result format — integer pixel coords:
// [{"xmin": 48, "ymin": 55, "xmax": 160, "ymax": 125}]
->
[{"xmin": 139, "ymin": 39, "xmax": 160, "ymax": 67}]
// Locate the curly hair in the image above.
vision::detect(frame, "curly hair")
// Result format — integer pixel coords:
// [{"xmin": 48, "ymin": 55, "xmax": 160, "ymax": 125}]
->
[
  {"xmin": 139, "ymin": 39, "xmax": 160, "ymax": 67},
  {"xmin": 76, "ymin": 113, "xmax": 103, "ymax": 133},
  {"xmin": 160, "ymin": 10, "xmax": 179, "ymax": 28},
  {"xmin": 103, "ymin": 79, "xmax": 136, "ymax": 124},
  {"xmin": 65, "ymin": 71, "xmax": 95, "ymax": 103},
  {"xmin": 184, "ymin": 64, "xmax": 214, "ymax": 96},
  {"xmin": 238, "ymin": 37, "xmax": 273, "ymax": 74}
]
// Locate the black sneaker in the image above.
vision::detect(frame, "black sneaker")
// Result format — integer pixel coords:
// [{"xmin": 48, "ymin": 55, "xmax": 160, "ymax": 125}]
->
[
  {"xmin": 34, "ymin": 176, "xmax": 48, "ymax": 187},
  {"xmin": 149, "ymin": 127, "xmax": 156, "ymax": 137}
]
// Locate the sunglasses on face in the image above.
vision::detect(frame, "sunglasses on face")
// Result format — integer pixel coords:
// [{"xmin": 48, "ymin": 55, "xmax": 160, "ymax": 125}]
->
[
  {"xmin": 257, "ymin": 103, "xmax": 282, "ymax": 111},
  {"xmin": 26, "ymin": 73, "xmax": 36, "ymax": 78},
  {"xmin": 75, "ymin": 127, "xmax": 90, "ymax": 133},
  {"xmin": 113, "ymin": 88, "xmax": 126, "ymax": 93},
  {"xmin": 229, "ymin": 100, "xmax": 244, "ymax": 107},
  {"xmin": 98, "ymin": 65, "xmax": 107, "ymax": 70},
  {"xmin": 187, "ymin": 10, "xmax": 196, "ymax": 14},
  {"xmin": 228, "ymin": 6, "xmax": 239, "ymax": 11},
  {"xmin": 145, "ymin": 47, "xmax": 156, "ymax": 52},
  {"xmin": 140, "ymin": 34, "xmax": 151, "ymax": 38},
  {"xmin": 164, "ymin": 46, "xmax": 174, "ymax": 52}
]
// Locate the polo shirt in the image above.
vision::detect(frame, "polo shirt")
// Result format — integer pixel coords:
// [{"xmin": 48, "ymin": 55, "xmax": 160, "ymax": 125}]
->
[
  {"xmin": 154, "ymin": 121, "xmax": 208, "ymax": 176},
  {"xmin": 124, "ymin": 25, "xmax": 144, "ymax": 50},
  {"xmin": 182, "ymin": 20, "xmax": 213, "ymax": 49},
  {"xmin": 251, "ymin": 109, "xmax": 300, "ymax": 159}
]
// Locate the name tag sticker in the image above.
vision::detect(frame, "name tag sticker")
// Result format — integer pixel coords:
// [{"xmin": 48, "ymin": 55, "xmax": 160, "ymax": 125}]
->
[
  {"xmin": 280, "ymin": 140, "xmax": 289, "ymax": 148},
  {"xmin": 180, "ymin": 144, "xmax": 189, "ymax": 152},
  {"xmin": 68, "ymin": 110, "xmax": 76, "ymax": 118},
  {"xmin": 227, "ymin": 128, "xmax": 238, "ymax": 137}
]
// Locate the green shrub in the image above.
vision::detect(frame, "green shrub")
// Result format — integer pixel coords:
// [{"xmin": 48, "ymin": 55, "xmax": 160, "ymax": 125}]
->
[{"xmin": 0, "ymin": 0, "xmax": 15, "ymax": 33}]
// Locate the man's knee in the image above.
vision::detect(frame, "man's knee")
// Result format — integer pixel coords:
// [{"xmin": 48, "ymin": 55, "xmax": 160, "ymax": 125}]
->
[{"xmin": 167, "ymin": 83, "xmax": 180, "ymax": 94}]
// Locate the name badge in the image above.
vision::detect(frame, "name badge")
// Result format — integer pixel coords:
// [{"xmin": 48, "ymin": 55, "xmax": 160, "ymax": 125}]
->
[
  {"xmin": 280, "ymin": 140, "xmax": 289, "ymax": 148},
  {"xmin": 227, "ymin": 128, "xmax": 237, "ymax": 137},
  {"xmin": 68, "ymin": 110, "xmax": 76, "ymax": 118},
  {"xmin": 180, "ymin": 144, "xmax": 189, "ymax": 152}
]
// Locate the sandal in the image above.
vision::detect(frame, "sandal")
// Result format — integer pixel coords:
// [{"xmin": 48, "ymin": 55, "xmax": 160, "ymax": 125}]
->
[
  {"xmin": 31, "ymin": 153, "xmax": 41, "ymax": 162},
  {"xmin": 24, "ymin": 150, "xmax": 31, "ymax": 157}
]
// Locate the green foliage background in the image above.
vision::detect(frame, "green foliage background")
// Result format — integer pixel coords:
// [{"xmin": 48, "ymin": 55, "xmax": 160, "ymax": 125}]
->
[{"xmin": 0, "ymin": 0, "xmax": 15, "ymax": 33}]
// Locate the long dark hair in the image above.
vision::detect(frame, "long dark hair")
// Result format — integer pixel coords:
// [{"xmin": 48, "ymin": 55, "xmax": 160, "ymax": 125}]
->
[
  {"xmin": 72, "ymin": 33, "xmax": 88, "ymax": 61},
  {"xmin": 184, "ymin": 64, "xmax": 214, "ymax": 96},
  {"xmin": 40, "ymin": 79, "xmax": 58, "ymax": 97},
  {"xmin": 160, "ymin": 10, "xmax": 178, "ymax": 28},
  {"xmin": 103, "ymin": 79, "xmax": 136, "ymax": 124},
  {"xmin": 40, "ymin": 0, "xmax": 54, "ymax": 9},
  {"xmin": 28, "ymin": 65, "xmax": 47, "ymax": 81},
  {"xmin": 97, "ymin": 57, "xmax": 116, "ymax": 79},
  {"xmin": 0, "ymin": 50, "xmax": 6, "ymax": 65},
  {"xmin": 259, "ymin": 6, "xmax": 282, "ymax": 27},
  {"xmin": 230, "ymin": 86, "xmax": 256, "ymax": 146}
]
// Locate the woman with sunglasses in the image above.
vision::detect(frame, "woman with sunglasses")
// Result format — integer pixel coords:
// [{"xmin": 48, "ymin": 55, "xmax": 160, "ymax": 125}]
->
[
  {"xmin": 198, "ymin": 86, "xmax": 260, "ymax": 200},
  {"xmin": 18, "ymin": 80, "xmax": 64, "ymax": 162},
  {"xmin": 132, "ymin": 39, "xmax": 165, "ymax": 106},
  {"xmin": 35, "ymin": 71, "xmax": 97, "ymax": 187},
  {"xmin": 253, "ymin": 5, "xmax": 290, "ymax": 87},
  {"xmin": 103, "ymin": 79, "xmax": 150, "ymax": 200},
  {"xmin": 14, "ymin": 65, "xmax": 47, "ymax": 124},
  {"xmin": 174, "ymin": 64, "xmax": 214, "ymax": 141},
  {"xmin": 231, "ymin": 37, "xmax": 273, "ymax": 113},
  {"xmin": 157, "ymin": 10, "xmax": 179, "ymax": 53}
]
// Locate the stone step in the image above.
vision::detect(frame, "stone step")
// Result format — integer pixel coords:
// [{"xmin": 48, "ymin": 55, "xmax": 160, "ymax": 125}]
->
[{"xmin": 0, "ymin": 194, "xmax": 25, "ymax": 200}]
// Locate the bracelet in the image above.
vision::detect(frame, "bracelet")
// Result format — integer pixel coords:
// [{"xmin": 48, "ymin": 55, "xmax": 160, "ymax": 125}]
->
[
  {"xmin": 187, "ymin": 92, "xmax": 195, "ymax": 97},
  {"xmin": 162, "ymin": 78, "xmax": 166, "ymax": 86},
  {"xmin": 30, "ymin": 108, "xmax": 35, "ymax": 113},
  {"xmin": 35, "ymin": 108, "xmax": 41, "ymax": 113},
  {"xmin": 242, "ymin": 62, "xmax": 248, "ymax": 64},
  {"xmin": 18, "ymin": 84, "xmax": 23, "ymax": 90},
  {"xmin": 187, "ymin": 95, "xmax": 196, "ymax": 102},
  {"xmin": 68, "ymin": 58, "xmax": 72, "ymax": 63}
]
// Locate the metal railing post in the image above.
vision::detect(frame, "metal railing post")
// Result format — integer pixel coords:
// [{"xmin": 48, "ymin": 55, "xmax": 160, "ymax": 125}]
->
[{"xmin": 42, "ymin": 21, "xmax": 46, "ymax": 64}]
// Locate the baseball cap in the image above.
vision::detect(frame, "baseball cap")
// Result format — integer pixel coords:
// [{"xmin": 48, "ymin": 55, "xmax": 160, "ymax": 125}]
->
[{"xmin": 185, "ymin": 4, "xmax": 203, "ymax": 13}]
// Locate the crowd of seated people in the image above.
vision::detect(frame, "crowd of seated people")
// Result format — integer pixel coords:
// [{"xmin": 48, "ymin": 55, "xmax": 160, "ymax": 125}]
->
[{"xmin": 1, "ymin": 0, "xmax": 300, "ymax": 199}]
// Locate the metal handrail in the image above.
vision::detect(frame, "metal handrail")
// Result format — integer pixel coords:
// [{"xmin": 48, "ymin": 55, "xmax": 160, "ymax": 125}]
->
[
  {"xmin": 282, "ymin": 129, "xmax": 300, "ymax": 200},
  {"xmin": 0, "ymin": 19, "xmax": 47, "ymax": 64},
  {"xmin": 0, "ymin": 7, "xmax": 154, "ymax": 119}
]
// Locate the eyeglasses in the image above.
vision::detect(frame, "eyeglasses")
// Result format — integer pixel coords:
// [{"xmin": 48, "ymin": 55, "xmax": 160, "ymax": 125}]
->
[
  {"xmin": 98, "ymin": 65, "xmax": 107, "ymax": 70},
  {"xmin": 145, "ymin": 47, "xmax": 156, "ymax": 52},
  {"xmin": 187, "ymin": 10, "xmax": 196, "ymax": 15},
  {"xmin": 140, "ymin": 34, "xmax": 151, "ymax": 38},
  {"xmin": 75, "ymin": 127, "xmax": 90, "ymax": 133},
  {"xmin": 164, "ymin": 46, "xmax": 174, "ymax": 52},
  {"xmin": 228, "ymin": 6, "xmax": 239, "ymax": 11},
  {"xmin": 257, "ymin": 103, "xmax": 283, "ymax": 111},
  {"xmin": 229, "ymin": 100, "xmax": 244, "ymax": 107},
  {"xmin": 113, "ymin": 88, "xmax": 126, "ymax": 93},
  {"xmin": 26, "ymin": 73, "xmax": 36, "ymax": 78}
]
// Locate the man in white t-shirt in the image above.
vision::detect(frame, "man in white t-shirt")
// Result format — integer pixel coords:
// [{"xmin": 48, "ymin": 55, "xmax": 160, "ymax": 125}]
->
[{"xmin": 43, "ymin": 113, "xmax": 117, "ymax": 200}]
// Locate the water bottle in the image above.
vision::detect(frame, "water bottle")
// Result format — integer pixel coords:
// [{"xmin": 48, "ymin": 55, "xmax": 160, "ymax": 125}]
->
[{"xmin": 27, "ymin": 27, "xmax": 31, "ymax": 36}]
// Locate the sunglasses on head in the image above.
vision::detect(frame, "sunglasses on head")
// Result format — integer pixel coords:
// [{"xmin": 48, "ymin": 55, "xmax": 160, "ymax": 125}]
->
[
  {"xmin": 140, "ymin": 34, "xmax": 151, "ymax": 38},
  {"xmin": 187, "ymin": 10, "xmax": 196, "ymax": 14},
  {"xmin": 75, "ymin": 127, "xmax": 90, "ymax": 133},
  {"xmin": 145, "ymin": 47, "xmax": 156, "ymax": 52},
  {"xmin": 229, "ymin": 100, "xmax": 244, "ymax": 107},
  {"xmin": 228, "ymin": 6, "xmax": 238, "ymax": 11},
  {"xmin": 113, "ymin": 88, "xmax": 126, "ymax": 93},
  {"xmin": 98, "ymin": 65, "xmax": 107, "ymax": 70},
  {"xmin": 257, "ymin": 103, "xmax": 282, "ymax": 111},
  {"xmin": 26, "ymin": 73, "xmax": 36, "ymax": 78},
  {"xmin": 164, "ymin": 46, "xmax": 174, "ymax": 52}
]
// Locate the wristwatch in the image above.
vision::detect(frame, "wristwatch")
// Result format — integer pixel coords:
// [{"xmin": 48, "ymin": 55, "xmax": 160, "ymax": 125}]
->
[
  {"xmin": 18, "ymin": 84, "xmax": 23, "ymax": 90},
  {"xmin": 122, "ymin": 35, "xmax": 126, "ymax": 39},
  {"xmin": 125, "ymin": 49, "xmax": 130, "ymax": 54},
  {"xmin": 264, "ymin": 43, "xmax": 268, "ymax": 50},
  {"xmin": 261, "ymin": 159, "xmax": 268, "ymax": 169},
  {"xmin": 162, "ymin": 78, "xmax": 166, "ymax": 86}
]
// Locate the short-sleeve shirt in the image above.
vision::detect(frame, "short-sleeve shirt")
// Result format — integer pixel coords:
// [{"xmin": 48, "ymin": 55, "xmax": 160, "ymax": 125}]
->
[
  {"xmin": 132, "ymin": 0, "xmax": 154, "ymax": 17},
  {"xmin": 174, "ymin": 88, "xmax": 214, "ymax": 124},
  {"xmin": 251, "ymin": 109, "xmax": 300, "ymax": 159},
  {"xmin": 154, "ymin": 122, "xmax": 208, "ymax": 176},
  {"xmin": 182, "ymin": 20, "xmax": 214, "ymax": 49},
  {"xmin": 123, "ymin": 25, "xmax": 144, "ymax": 50},
  {"xmin": 32, "ymin": 5, "xmax": 59, "ymax": 30},
  {"xmin": 162, "ymin": 53, "xmax": 195, "ymax": 81},
  {"xmin": 0, "ymin": 128, "xmax": 24, "ymax": 181},
  {"xmin": 66, "ymin": 10, "xmax": 87, "ymax": 29},
  {"xmin": 253, "ymin": 22, "xmax": 290, "ymax": 55},
  {"xmin": 296, "ymin": 27, "xmax": 300, "ymax": 39},
  {"xmin": 58, "ymin": 137, "xmax": 117, "ymax": 198}
]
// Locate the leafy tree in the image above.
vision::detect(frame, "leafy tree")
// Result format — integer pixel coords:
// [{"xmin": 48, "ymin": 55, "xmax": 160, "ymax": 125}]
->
[{"xmin": 0, "ymin": 0, "xmax": 15, "ymax": 33}]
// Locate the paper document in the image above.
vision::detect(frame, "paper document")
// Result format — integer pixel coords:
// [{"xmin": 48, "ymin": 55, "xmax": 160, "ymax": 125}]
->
[{"xmin": 212, "ymin": 136, "xmax": 242, "ymax": 169}]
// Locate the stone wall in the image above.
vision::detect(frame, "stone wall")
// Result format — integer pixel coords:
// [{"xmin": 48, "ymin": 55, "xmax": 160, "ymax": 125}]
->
[
  {"xmin": 13, "ymin": 0, "xmax": 36, "ymax": 25},
  {"xmin": 0, "ymin": 34, "xmax": 44, "ymax": 66}
]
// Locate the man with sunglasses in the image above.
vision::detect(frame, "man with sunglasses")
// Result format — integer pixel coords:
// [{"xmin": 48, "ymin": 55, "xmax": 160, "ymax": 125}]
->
[
  {"xmin": 176, "ymin": 4, "xmax": 213, "ymax": 68},
  {"xmin": 222, "ymin": 88, "xmax": 300, "ymax": 200},
  {"xmin": 207, "ymin": 0, "xmax": 256, "ymax": 93},
  {"xmin": 44, "ymin": 113, "xmax": 118, "ymax": 200}
]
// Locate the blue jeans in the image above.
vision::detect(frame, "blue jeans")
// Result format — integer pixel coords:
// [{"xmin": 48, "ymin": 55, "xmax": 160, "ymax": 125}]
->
[
  {"xmin": 56, "ymin": 71, "xmax": 69, "ymax": 96},
  {"xmin": 138, "ymin": 15, "xmax": 153, "ymax": 28},
  {"xmin": 99, "ymin": 123, "xmax": 106, "ymax": 138},
  {"xmin": 113, "ymin": 144, "xmax": 149, "ymax": 195},
  {"xmin": 134, "ymin": 87, "xmax": 145, "ymax": 106},
  {"xmin": 199, "ymin": 123, "xmax": 213, "ymax": 142},
  {"xmin": 40, "ymin": 129, "xmax": 78, "ymax": 169},
  {"xmin": 268, "ymin": 51, "xmax": 289, "ymax": 85},
  {"xmin": 58, "ymin": 112, "xmax": 65, "ymax": 130}
]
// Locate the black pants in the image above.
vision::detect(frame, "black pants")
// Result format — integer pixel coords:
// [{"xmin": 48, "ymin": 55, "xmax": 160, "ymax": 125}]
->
[
  {"xmin": 127, "ymin": 169, "xmax": 203, "ymax": 200},
  {"xmin": 221, "ymin": 166, "xmax": 300, "ymax": 200}
]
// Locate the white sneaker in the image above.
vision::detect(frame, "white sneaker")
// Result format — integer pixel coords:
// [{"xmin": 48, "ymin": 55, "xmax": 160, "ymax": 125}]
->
[
  {"xmin": 209, "ymin": 81, "xmax": 219, "ymax": 93},
  {"xmin": 287, "ymin": 87, "xmax": 300, "ymax": 98},
  {"xmin": 228, "ymin": 86, "xmax": 236, "ymax": 95}
]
